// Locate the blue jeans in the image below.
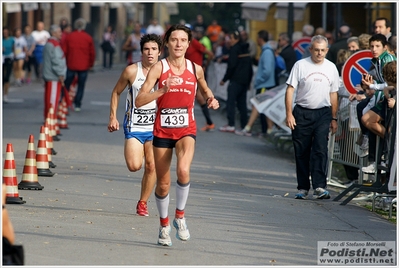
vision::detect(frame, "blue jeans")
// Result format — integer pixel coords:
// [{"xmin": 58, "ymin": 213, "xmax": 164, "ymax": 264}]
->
[
  {"xmin": 64, "ymin": 69, "xmax": 88, "ymax": 108},
  {"xmin": 226, "ymin": 81, "xmax": 248, "ymax": 129},
  {"xmin": 292, "ymin": 105, "xmax": 331, "ymax": 191}
]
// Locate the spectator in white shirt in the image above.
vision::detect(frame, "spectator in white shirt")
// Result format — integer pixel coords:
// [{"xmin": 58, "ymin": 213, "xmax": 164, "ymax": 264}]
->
[{"xmin": 146, "ymin": 18, "xmax": 164, "ymax": 36}]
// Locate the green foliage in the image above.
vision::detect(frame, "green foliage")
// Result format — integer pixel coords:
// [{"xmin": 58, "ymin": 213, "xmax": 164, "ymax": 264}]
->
[{"xmin": 170, "ymin": 3, "xmax": 244, "ymax": 32}]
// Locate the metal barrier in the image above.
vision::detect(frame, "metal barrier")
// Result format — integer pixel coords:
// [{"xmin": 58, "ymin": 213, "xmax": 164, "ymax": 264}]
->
[
  {"xmin": 327, "ymin": 95, "xmax": 369, "ymax": 189},
  {"xmin": 331, "ymin": 94, "xmax": 397, "ymax": 206}
]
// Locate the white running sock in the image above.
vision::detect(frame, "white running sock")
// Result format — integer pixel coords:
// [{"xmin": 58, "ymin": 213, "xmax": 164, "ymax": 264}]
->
[
  {"xmin": 155, "ymin": 193, "xmax": 169, "ymax": 219},
  {"xmin": 176, "ymin": 181, "xmax": 190, "ymax": 211}
]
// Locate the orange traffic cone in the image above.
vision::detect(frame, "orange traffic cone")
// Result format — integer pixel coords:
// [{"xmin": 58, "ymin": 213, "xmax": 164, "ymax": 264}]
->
[
  {"xmin": 3, "ymin": 143, "xmax": 25, "ymax": 204},
  {"xmin": 47, "ymin": 105, "xmax": 60, "ymax": 141},
  {"xmin": 55, "ymin": 119, "xmax": 61, "ymax": 136},
  {"xmin": 62, "ymin": 97, "xmax": 69, "ymax": 116},
  {"xmin": 57, "ymin": 100, "xmax": 64, "ymax": 120},
  {"xmin": 36, "ymin": 126, "xmax": 54, "ymax": 177},
  {"xmin": 45, "ymin": 112, "xmax": 57, "ymax": 155},
  {"xmin": 18, "ymin": 135, "xmax": 44, "ymax": 190},
  {"xmin": 58, "ymin": 100, "xmax": 69, "ymax": 129},
  {"xmin": 44, "ymin": 123, "xmax": 56, "ymax": 168}
]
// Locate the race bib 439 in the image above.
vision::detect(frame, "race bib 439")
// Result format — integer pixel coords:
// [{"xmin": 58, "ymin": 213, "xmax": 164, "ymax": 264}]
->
[{"xmin": 160, "ymin": 107, "xmax": 189, "ymax": 128}]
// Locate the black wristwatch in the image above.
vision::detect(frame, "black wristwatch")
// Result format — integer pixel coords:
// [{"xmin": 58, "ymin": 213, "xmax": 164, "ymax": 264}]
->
[{"xmin": 332, "ymin": 118, "xmax": 338, "ymax": 121}]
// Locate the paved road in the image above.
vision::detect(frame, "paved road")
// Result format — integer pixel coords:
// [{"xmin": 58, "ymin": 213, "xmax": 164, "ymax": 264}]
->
[{"xmin": 2, "ymin": 66, "xmax": 396, "ymax": 267}]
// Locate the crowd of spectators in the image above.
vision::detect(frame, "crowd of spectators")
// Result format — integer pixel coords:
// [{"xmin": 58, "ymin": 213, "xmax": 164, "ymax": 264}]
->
[{"xmin": 3, "ymin": 17, "xmax": 397, "ymax": 177}]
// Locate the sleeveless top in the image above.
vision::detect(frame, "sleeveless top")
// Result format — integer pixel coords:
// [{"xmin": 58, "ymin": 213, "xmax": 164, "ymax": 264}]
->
[
  {"xmin": 153, "ymin": 58, "xmax": 197, "ymax": 139},
  {"xmin": 123, "ymin": 62, "xmax": 156, "ymax": 133}
]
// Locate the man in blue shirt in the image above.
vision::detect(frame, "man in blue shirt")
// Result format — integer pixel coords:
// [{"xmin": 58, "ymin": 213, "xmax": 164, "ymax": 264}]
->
[{"xmin": 235, "ymin": 30, "xmax": 276, "ymax": 137}]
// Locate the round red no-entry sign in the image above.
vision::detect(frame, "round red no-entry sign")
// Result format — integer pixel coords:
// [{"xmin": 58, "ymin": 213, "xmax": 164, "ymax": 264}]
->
[
  {"xmin": 292, "ymin": 37, "xmax": 311, "ymax": 61},
  {"xmin": 341, "ymin": 50, "xmax": 373, "ymax": 94}
]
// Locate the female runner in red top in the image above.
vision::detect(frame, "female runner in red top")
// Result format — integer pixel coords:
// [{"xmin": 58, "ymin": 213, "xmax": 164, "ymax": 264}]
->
[{"xmin": 136, "ymin": 24, "xmax": 219, "ymax": 246}]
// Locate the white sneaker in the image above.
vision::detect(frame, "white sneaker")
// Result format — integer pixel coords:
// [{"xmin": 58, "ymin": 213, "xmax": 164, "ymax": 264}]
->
[
  {"xmin": 158, "ymin": 225, "xmax": 172, "ymax": 246},
  {"xmin": 362, "ymin": 162, "xmax": 387, "ymax": 174},
  {"xmin": 362, "ymin": 162, "xmax": 375, "ymax": 174},
  {"xmin": 3, "ymin": 95, "xmax": 9, "ymax": 103},
  {"xmin": 219, "ymin": 125, "xmax": 235, "ymax": 133},
  {"xmin": 235, "ymin": 128, "xmax": 252, "ymax": 136},
  {"xmin": 173, "ymin": 217, "xmax": 190, "ymax": 241}
]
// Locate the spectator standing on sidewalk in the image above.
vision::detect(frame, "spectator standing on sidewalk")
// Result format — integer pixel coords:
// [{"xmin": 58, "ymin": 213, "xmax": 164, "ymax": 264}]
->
[
  {"xmin": 146, "ymin": 18, "xmax": 164, "ymax": 36},
  {"xmin": 23, "ymin": 24, "xmax": 36, "ymax": 85},
  {"xmin": 123, "ymin": 22, "xmax": 143, "ymax": 66},
  {"xmin": 12, "ymin": 27, "xmax": 27, "ymax": 87},
  {"xmin": 285, "ymin": 35, "xmax": 339, "ymax": 200},
  {"xmin": 219, "ymin": 30, "xmax": 253, "ymax": 133},
  {"xmin": 60, "ymin": 24, "xmax": 71, "ymax": 47},
  {"xmin": 62, "ymin": 18, "xmax": 95, "ymax": 112},
  {"xmin": 347, "ymin": 36, "xmax": 360, "ymax": 52},
  {"xmin": 300, "ymin": 24, "xmax": 314, "ymax": 59},
  {"xmin": 101, "ymin": 25, "xmax": 116, "ymax": 70},
  {"xmin": 277, "ymin": 32, "xmax": 297, "ymax": 75},
  {"xmin": 192, "ymin": 14, "xmax": 207, "ymax": 34},
  {"xmin": 42, "ymin": 25, "xmax": 67, "ymax": 121},
  {"xmin": 2, "ymin": 27, "xmax": 14, "ymax": 103},
  {"xmin": 206, "ymin": 19, "xmax": 222, "ymax": 45},
  {"xmin": 373, "ymin": 17, "xmax": 392, "ymax": 40},
  {"xmin": 31, "ymin": 21, "xmax": 50, "ymax": 82},
  {"xmin": 235, "ymin": 30, "xmax": 276, "ymax": 137},
  {"xmin": 326, "ymin": 25, "xmax": 352, "ymax": 66},
  {"xmin": 240, "ymin": 30, "xmax": 257, "ymax": 63},
  {"xmin": 185, "ymin": 28, "xmax": 215, "ymax": 131},
  {"xmin": 108, "ymin": 34, "xmax": 162, "ymax": 216},
  {"xmin": 135, "ymin": 24, "xmax": 219, "ymax": 247}
]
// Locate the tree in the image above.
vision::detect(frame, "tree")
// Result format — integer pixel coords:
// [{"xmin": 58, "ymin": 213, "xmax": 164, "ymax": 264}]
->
[{"xmin": 170, "ymin": 3, "xmax": 244, "ymax": 32}]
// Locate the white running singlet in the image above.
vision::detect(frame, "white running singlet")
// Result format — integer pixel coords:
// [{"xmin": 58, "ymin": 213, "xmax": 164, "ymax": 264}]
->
[{"xmin": 123, "ymin": 62, "xmax": 156, "ymax": 133}]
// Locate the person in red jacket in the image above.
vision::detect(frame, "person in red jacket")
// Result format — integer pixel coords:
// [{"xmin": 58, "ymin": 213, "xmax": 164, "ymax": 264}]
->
[
  {"xmin": 185, "ymin": 29, "xmax": 215, "ymax": 131},
  {"xmin": 62, "ymin": 18, "xmax": 95, "ymax": 112}
]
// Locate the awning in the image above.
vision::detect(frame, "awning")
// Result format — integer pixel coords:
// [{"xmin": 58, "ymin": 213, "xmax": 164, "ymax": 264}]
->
[
  {"xmin": 90, "ymin": 3, "xmax": 105, "ymax": 7},
  {"xmin": 241, "ymin": 2, "xmax": 272, "ymax": 21},
  {"xmin": 165, "ymin": 3, "xmax": 179, "ymax": 15},
  {"xmin": 5, "ymin": 3, "xmax": 21, "ymax": 13},
  {"xmin": 23, "ymin": 3, "xmax": 38, "ymax": 12},
  {"xmin": 109, "ymin": 3, "xmax": 122, "ymax": 9},
  {"xmin": 40, "ymin": 3, "xmax": 51, "ymax": 10},
  {"xmin": 274, "ymin": 3, "xmax": 308, "ymax": 21}
]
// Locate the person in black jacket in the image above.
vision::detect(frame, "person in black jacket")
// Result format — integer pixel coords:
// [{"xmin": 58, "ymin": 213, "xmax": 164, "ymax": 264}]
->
[
  {"xmin": 326, "ymin": 25, "xmax": 352, "ymax": 66},
  {"xmin": 219, "ymin": 30, "xmax": 253, "ymax": 132},
  {"xmin": 277, "ymin": 32, "xmax": 297, "ymax": 74}
]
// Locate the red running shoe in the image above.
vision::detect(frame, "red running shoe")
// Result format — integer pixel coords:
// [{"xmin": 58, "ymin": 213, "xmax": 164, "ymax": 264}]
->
[{"xmin": 136, "ymin": 200, "xmax": 149, "ymax": 216}]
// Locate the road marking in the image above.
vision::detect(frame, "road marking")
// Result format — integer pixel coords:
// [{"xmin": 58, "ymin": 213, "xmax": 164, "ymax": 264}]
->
[
  {"xmin": 4, "ymin": 98, "xmax": 24, "ymax": 103},
  {"xmin": 91, "ymin": 101, "xmax": 109, "ymax": 106}
]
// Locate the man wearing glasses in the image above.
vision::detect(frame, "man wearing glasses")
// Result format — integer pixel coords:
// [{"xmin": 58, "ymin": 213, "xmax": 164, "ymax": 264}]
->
[{"xmin": 285, "ymin": 35, "xmax": 340, "ymax": 200}]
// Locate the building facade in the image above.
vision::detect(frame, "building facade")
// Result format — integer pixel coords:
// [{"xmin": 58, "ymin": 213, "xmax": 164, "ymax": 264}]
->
[{"xmin": 2, "ymin": 2, "xmax": 178, "ymax": 66}]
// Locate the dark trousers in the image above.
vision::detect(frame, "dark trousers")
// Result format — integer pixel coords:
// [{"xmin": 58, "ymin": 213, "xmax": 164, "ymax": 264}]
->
[
  {"xmin": 102, "ymin": 49, "xmax": 114, "ymax": 69},
  {"xmin": 23, "ymin": 56, "xmax": 36, "ymax": 74},
  {"xmin": 2, "ymin": 58, "xmax": 13, "ymax": 84},
  {"xmin": 64, "ymin": 69, "xmax": 88, "ymax": 108},
  {"xmin": 292, "ymin": 105, "xmax": 331, "ymax": 190},
  {"xmin": 226, "ymin": 81, "xmax": 248, "ymax": 129}
]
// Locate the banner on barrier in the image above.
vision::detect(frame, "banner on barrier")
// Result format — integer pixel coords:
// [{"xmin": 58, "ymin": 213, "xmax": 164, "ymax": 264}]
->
[{"xmin": 250, "ymin": 84, "xmax": 294, "ymax": 133}]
